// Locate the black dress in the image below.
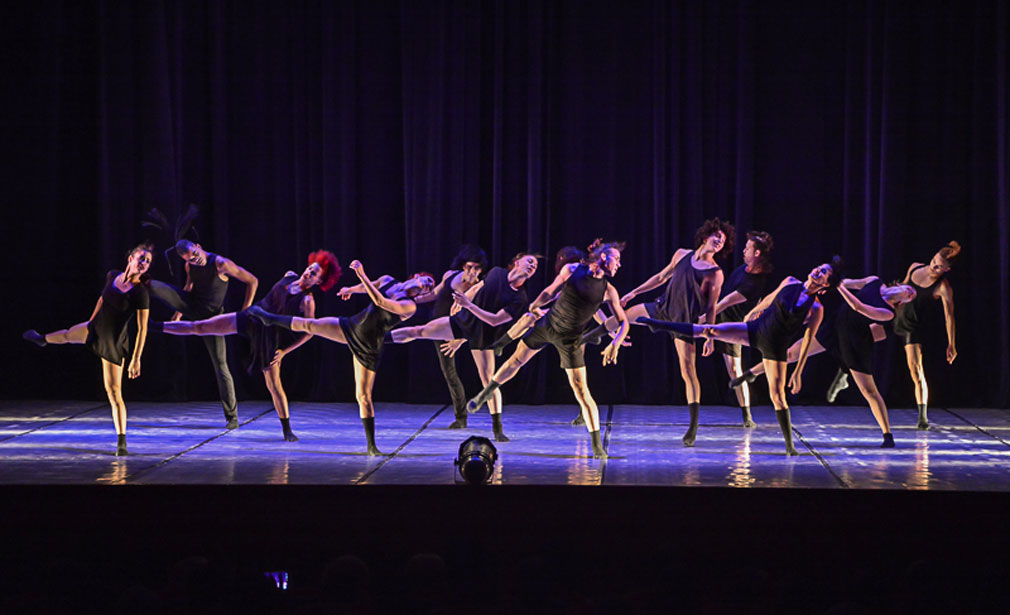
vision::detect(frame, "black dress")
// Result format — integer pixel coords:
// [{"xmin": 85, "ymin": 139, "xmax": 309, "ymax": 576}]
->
[
  {"xmin": 646, "ymin": 253, "xmax": 720, "ymax": 341},
  {"xmin": 715, "ymin": 264, "xmax": 771, "ymax": 358},
  {"xmin": 522, "ymin": 264, "xmax": 608, "ymax": 369},
  {"xmin": 338, "ymin": 280, "xmax": 402, "ymax": 372},
  {"xmin": 893, "ymin": 265, "xmax": 943, "ymax": 345},
  {"xmin": 450, "ymin": 267, "xmax": 528, "ymax": 349},
  {"xmin": 817, "ymin": 279, "xmax": 893, "ymax": 375},
  {"xmin": 86, "ymin": 271, "xmax": 151, "ymax": 365},
  {"xmin": 235, "ymin": 274, "xmax": 311, "ymax": 373},
  {"xmin": 746, "ymin": 281, "xmax": 817, "ymax": 361}
]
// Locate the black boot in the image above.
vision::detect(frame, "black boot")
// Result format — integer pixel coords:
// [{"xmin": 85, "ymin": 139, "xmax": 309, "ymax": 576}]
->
[
  {"xmin": 116, "ymin": 434, "xmax": 128, "ymax": 457},
  {"xmin": 826, "ymin": 369, "xmax": 849, "ymax": 403},
  {"xmin": 280, "ymin": 417, "xmax": 298, "ymax": 442},
  {"xmin": 775, "ymin": 408, "xmax": 799, "ymax": 456},
  {"xmin": 741, "ymin": 406, "xmax": 756, "ymax": 428},
  {"xmin": 881, "ymin": 432, "xmax": 895, "ymax": 448},
  {"xmin": 247, "ymin": 306, "xmax": 293, "ymax": 329},
  {"xmin": 571, "ymin": 412, "xmax": 586, "ymax": 427},
  {"xmin": 226, "ymin": 417, "xmax": 239, "ymax": 430},
  {"xmin": 467, "ymin": 380, "xmax": 501, "ymax": 413},
  {"xmin": 362, "ymin": 416, "xmax": 382, "ymax": 456},
  {"xmin": 491, "ymin": 333, "xmax": 515, "ymax": 357},
  {"xmin": 682, "ymin": 402, "xmax": 700, "ymax": 446},
  {"xmin": 916, "ymin": 404, "xmax": 929, "ymax": 430},
  {"xmin": 22, "ymin": 330, "xmax": 47, "ymax": 347},
  {"xmin": 448, "ymin": 411, "xmax": 467, "ymax": 429},
  {"xmin": 492, "ymin": 413, "xmax": 510, "ymax": 442},
  {"xmin": 729, "ymin": 369, "xmax": 757, "ymax": 389},
  {"xmin": 590, "ymin": 430, "xmax": 607, "ymax": 459},
  {"xmin": 580, "ymin": 324, "xmax": 609, "ymax": 346}
]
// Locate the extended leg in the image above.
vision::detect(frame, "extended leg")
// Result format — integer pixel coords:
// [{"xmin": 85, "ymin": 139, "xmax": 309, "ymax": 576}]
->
[
  {"xmin": 467, "ymin": 342, "xmax": 541, "ymax": 412},
  {"xmin": 472, "ymin": 349, "xmax": 508, "ymax": 441},
  {"xmin": 675, "ymin": 338, "xmax": 702, "ymax": 446},
  {"xmin": 25, "ymin": 321, "xmax": 90, "ymax": 346},
  {"xmin": 723, "ymin": 353, "xmax": 755, "ymax": 427},
  {"xmin": 160, "ymin": 313, "xmax": 238, "ymax": 336},
  {"xmin": 391, "ymin": 317, "xmax": 453, "ymax": 343},
  {"xmin": 148, "ymin": 280, "xmax": 195, "ymax": 313}
]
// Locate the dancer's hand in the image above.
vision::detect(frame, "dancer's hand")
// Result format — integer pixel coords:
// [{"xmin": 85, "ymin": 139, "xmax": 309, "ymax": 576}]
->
[
  {"xmin": 440, "ymin": 339, "xmax": 465, "ymax": 358},
  {"xmin": 946, "ymin": 344, "xmax": 957, "ymax": 364},
  {"xmin": 271, "ymin": 349, "xmax": 286, "ymax": 366},
  {"xmin": 449, "ymin": 301, "xmax": 462, "ymax": 316},
  {"xmin": 619, "ymin": 291, "xmax": 636, "ymax": 307},
  {"xmin": 128, "ymin": 358, "xmax": 141, "ymax": 379},
  {"xmin": 349, "ymin": 260, "xmax": 363, "ymax": 276},
  {"xmin": 702, "ymin": 338, "xmax": 715, "ymax": 357},
  {"xmin": 527, "ymin": 306, "xmax": 545, "ymax": 320},
  {"xmin": 170, "ymin": 312, "xmax": 183, "ymax": 322},
  {"xmin": 338, "ymin": 287, "xmax": 353, "ymax": 300},
  {"xmin": 601, "ymin": 343, "xmax": 620, "ymax": 366},
  {"xmin": 611, "ymin": 331, "xmax": 632, "ymax": 347},
  {"xmin": 452, "ymin": 291, "xmax": 475, "ymax": 310},
  {"xmin": 788, "ymin": 370, "xmax": 802, "ymax": 394}
]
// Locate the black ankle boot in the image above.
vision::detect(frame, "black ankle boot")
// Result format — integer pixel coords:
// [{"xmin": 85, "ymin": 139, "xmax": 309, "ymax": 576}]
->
[
  {"xmin": 775, "ymin": 408, "xmax": 799, "ymax": 456},
  {"xmin": 22, "ymin": 330, "xmax": 47, "ymax": 347},
  {"xmin": 729, "ymin": 369, "xmax": 757, "ymax": 389},
  {"xmin": 467, "ymin": 380, "xmax": 501, "ymax": 413},
  {"xmin": 682, "ymin": 403, "xmax": 700, "ymax": 446},
  {"xmin": 741, "ymin": 406, "xmax": 756, "ymax": 428},
  {"xmin": 116, "ymin": 434, "xmax": 128, "ymax": 456},
  {"xmin": 881, "ymin": 432, "xmax": 895, "ymax": 448},
  {"xmin": 492, "ymin": 413, "xmax": 510, "ymax": 442},
  {"xmin": 916, "ymin": 404, "xmax": 929, "ymax": 430},
  {"xmin": 362, "ymin": 416, "xmax": 382, "ymax": 455},
  {"xmin": 590, "ymin": 430, "xmax": 607, "ymax": 459},
  {"xmin": 280, "ymin": 417, "xmax": 298, "ymax": 442}
]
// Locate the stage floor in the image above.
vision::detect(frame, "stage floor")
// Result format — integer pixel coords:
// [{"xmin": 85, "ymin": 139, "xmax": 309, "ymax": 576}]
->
[{"xmin": 1, "ymin": 400, "xmax": 1008, "ymax": 489}]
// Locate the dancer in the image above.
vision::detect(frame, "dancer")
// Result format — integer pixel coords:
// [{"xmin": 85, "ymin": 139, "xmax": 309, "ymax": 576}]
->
[
  {"xmin": 391, "ymin": 252, "xmax": 540, "ymax": 441},
  {"xmin": 23, "ymin": 243, "xmax": 154, "ymax": 456},
  {"xmin": 151, "ymin": 251, "xmax": 341, "ymax": 442},
  {"xmin": 639, "ymin": 258, "xmax": 843, "ymax": 455},
  {"xmin": 596, "ymin": 218, "xmax": 734, "ymax": 446},
  {"xmin": 150, "ymin": 240, "xmax": 259, "ymax": 429},
  {"xmin": 894, "ymin": 241, "xmax": 960, "ymax": 428},
  {"xmin": 417, "ymin": 245, "xmax": 487, "ymax": 429},
  {"xmin": 729, "ymin": 276, "xmax": 915, "ymax": 446},
  {"xmin": 466, "ymin": 240, "xmax": 630, "ymax": 459},
  {"xmin": 250, "ymin": 261, "xmax": 435, "ymax": 455},
  {"xmin": 707, "ymin": 230, "xmax": 773, "ymax": 428}
]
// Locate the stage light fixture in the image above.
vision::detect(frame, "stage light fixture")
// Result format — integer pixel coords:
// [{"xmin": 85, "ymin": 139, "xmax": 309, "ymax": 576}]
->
[{"xmin": 454, "ymin": 436, "xmax": 497, "ymax": 485}]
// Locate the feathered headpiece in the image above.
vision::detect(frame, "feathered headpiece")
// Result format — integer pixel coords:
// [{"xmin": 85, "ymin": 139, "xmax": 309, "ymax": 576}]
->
[{"xmin": 142, "ymin": 204, "xmax": 201, "ymax": 276}]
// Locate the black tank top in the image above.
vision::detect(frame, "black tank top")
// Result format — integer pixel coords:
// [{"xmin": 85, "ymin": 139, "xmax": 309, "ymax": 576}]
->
[
  {"xmin": 349, "ymin": 280, "xmax": 403, "ymax": 339},
  {"xmin": 840, "ymin": 279, "xmax": 893, "ymax": 331},
  {"xmin": 548, "ymin": 264, "xmax": 607, "ymax": 336},
  {"xmin": 188, "ymin": 252, "xmax": 229, "ymax": 313},
  {"xmin": 658, "ymin": 253, "xmax": 718, "ymax": 321},
  {"xmin": 432, "ymin": 271, "xmax": 462, "ymax": 318},
  {"xmin": 770, "ymin": 282, "xmax": 816, "ymax": 333},
  {"xmin": 894, "ymin": 265, "xmax": 942, "ymax": 335}
]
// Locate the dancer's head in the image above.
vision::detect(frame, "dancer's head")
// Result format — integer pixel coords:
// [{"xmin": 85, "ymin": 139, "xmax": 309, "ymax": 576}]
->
[
  {"xmin": 450, "ymin": 244, "xmax": 488, "ymax": 284},
  {"xmin": 125, "ymin": 242, "xmax": 155, "ymax": 284},
  {"xmin": 930, "ymin": 241, "xmax": 961, "ymax": 276},
  {"xmin": 586, "ymin": 238, "xmax": 625, "ymax": 277},
  {"xmin": 883, "ymin": 284, "xmax": 917, "ymax": 305},
  {"xmin": 807, "ymin": 255, "xmax": 844, "ymax": 293},
  {"xmin": 744, "ymin": 231, "xmax": 774, "ymax": 272},
  {"xmin": 507, "ymin": 252, "xmax": 541, "ymax": 284},
  {"xmin": 554, "ymin": 246, "xmax": 585, "ymax": 274},
  {"xmin": 403, "ymin": 272, "xmax": 436, "ymax": 299},
  {"xmin": 296, "ymin": 250, "xmax": 340, "ymax": 291},
  {"xmin": 174, "ymin": 239, "xmax": 209, "ymax": 266},
  {"xmin": 694, "ymin": 218, "xmax": 735, "ymax": 260}
]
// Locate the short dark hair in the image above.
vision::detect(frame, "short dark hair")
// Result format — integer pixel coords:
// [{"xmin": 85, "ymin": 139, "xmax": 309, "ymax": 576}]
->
[
  {"xmin": 508, "ymin": 251, "xmax": 544, "ymax": 270},
  {"xmin": 585, "ymin": 238, "xmax": 626, "ymax": 264},
  {"xmin": 554, "ymin": 246, "xmax": 586, "ymax": 274},
  {"xmin": 746, "ymin": 230, "xmax": 774, "ymax": 272},
  {"xmin": 826, "ymin": 255, "xmax": 844, "ymax": 288},
  {"xmin": 174, "ymin": 239, "xmax": 197, "ymax": 256},
  {"xmin": 450, "ymin": 244, "xmax": 488, "ymax": 273}
]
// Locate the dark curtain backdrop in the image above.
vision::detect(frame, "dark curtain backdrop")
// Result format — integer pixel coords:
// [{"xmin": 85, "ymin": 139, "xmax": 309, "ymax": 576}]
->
[{"xmin": 3, "ymin": 0, "xmax": 1007, "ymax": 409}]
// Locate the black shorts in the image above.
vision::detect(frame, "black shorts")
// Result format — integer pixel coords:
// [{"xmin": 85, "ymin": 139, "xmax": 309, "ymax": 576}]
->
[
  {"xmin": 521, "ymin": 321, "xmax": 586, "ymax": 369},
  {"xmin": 715, "ymin": 340, "xmax": 742, "ymax": 358},
  {"xmin": 746, "ymin": 320, "xmax": 790, "ymax": 362}
]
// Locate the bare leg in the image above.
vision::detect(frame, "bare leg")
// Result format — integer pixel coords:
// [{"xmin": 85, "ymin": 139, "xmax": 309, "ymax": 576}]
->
[
  {"xmin": 353, "ymin": 358, "xmax": 382, "ymax": 455},
  {"xmin": 746, "ymin": 336, "xmax": 827, "ymax": 378},
  {"xmin": 162, "ymin": 314, "xmax": 238, "ymax": 336},
  {"xmin": 263, "ymin": 361, "xmax": 297, "ymax": 441},
  {"xmin": 391, "ymin": 317, "xmax": 453, "ymax": 343},
  {"xmin": 39, "ymin": 322, "xmax": 90, "ymax": 345},
  {"xmin": 904, "ymin": 343, "xmax": 929, "ymax": 428},
  {"xmin": 101, "ymin": 359, "xmax": 129, "ymax": 455},
  {"xmin": 467, "ymin": 342, "xmax": 542, "ymax": 412},
  {"xmin": 675, "ymin": 338, "xmax": 703, "ymax": 446},
  {"xmin": 850, "ymin": 370, "xmax": 894, "ymax": 446},
  {"xmin": 565, "ymin": 367, "xmax": 607, "ymax": 459},
  {"xmin": 602, "ymin": 303, "xmax": 650, "ymax": 331},
  {"xmin": 290, "ymin": 317, "xmax": 348, "ymax": 343},
  {"xmin": 723, "ymin": 353, "xmax": 755, "ymax": 427},
  {"xmin": 765, "ymin": 359, "xmax": 799, "ymax": 456},
  {"xmin": 472, "ymin": 349, "xmax": 508, "ymax": 441}
]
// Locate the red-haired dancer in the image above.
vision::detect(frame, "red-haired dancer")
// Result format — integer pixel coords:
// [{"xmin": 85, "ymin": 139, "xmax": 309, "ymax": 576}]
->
[
  {"xmin": 249, "ymin": 260, "xmax": 435, "ymax": 455},
  {"xmin": 24, "ymin": 243, "xmax": 154, "ymax": 456},
  {"xmin": 150, "ymin": 250, "xmax": 341, "ymax": 442}
]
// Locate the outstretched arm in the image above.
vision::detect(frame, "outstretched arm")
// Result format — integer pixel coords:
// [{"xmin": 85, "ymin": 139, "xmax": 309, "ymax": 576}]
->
[
  {"xmin": 128, "ymin": 309, "xmax": 149, "ymax": 379},
  {"xmin": 838, "ymin": 283, "xmax": 894, "ymax": 321},
  {"xmin": 349, "ymin": 261, "xmax": 417, "ymax": 318},
  {"xmin": 337, "ymin": 275, "xmax": 395, "ymax": 300},
  {"xmin": 744, "ymin": 277, "xmax": 792, "ymax": 322},
  {"xmin": 620, "ymin": 249, "xmax": 688, "ymax": 306},
  {"xmin": 840, "ymin": 275, "xmax": 878, "ymax": 291},
  {"xmin": 219, "ymin": 257, "xmax": 259, "ymax": 310},
  {"xmin": 452, "ymin": 291, "xmax": 512, "ymax": 326},
  {"xmin": 938, "ymin": 280, "xmax": 956, "ymax": 363}
]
